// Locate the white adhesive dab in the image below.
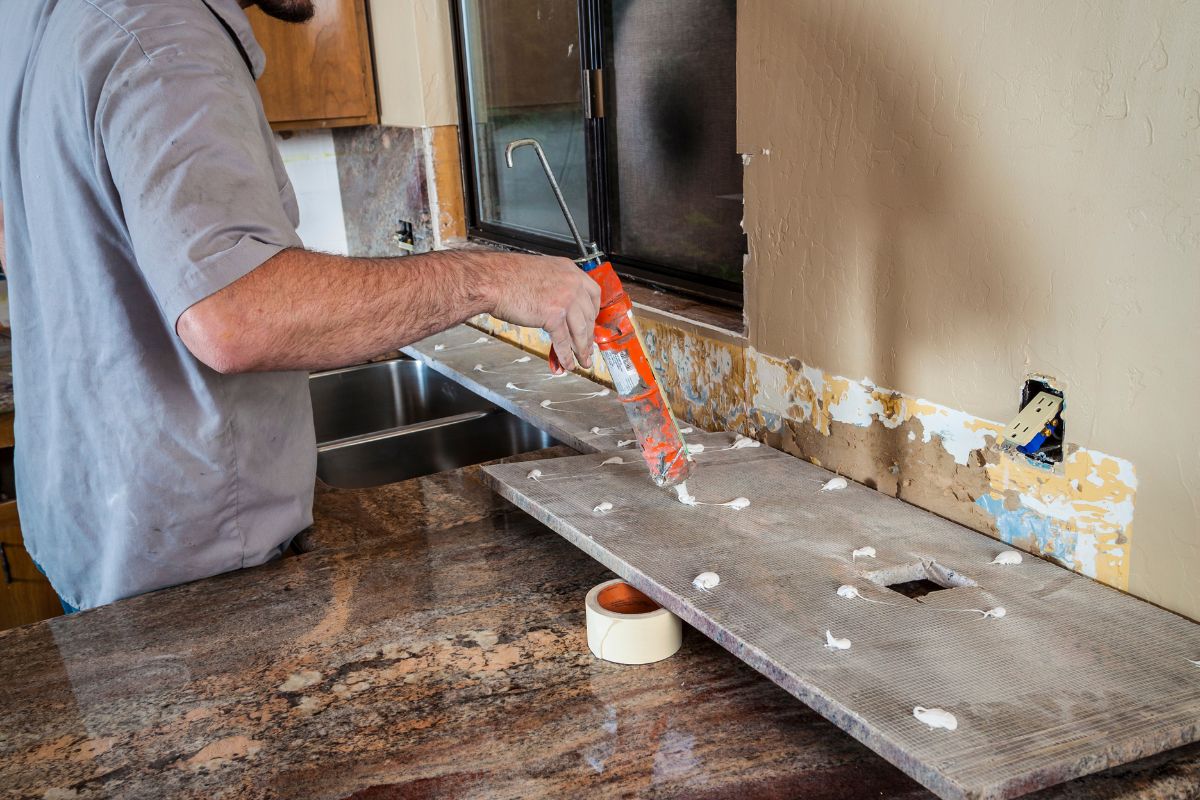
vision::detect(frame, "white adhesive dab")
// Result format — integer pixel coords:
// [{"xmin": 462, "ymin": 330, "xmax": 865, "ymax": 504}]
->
[
  {"xmin": 509, "ymin": 382, "xmax": 610, "ymax": 399},
  {"xmin": 1188, "ymin": 659, "xmax": 1200, "ymax": 667},
  {"xmin": 688, "ymin": 443, "xmax": 706, "ymax": 454},
  {"xmin": 991, "ymin": 550, "xmax": 1023, "ymax": 565},
  {"xmin": 539, "ymin": 400, "xmax": 587, "ymax": 413},
  {"xmin": 472, "ymin": 355, "xmax": 535, "ymax": 375},
  {"xmin": 692, "ymin": 571, "xmax": 720, "ymax": 591},
  {"xmin": 913, "ymin": 707, "xmax": 958, "ymax": 731},
  {"xmin": 593, "ymin": 502, "xmax": 613, "ymax": 515},
  {"xmin": 530, "ymin": 458, "xmax": 630, "ymax": 484},
  {"xmin": 824, "ymin": 630, "xmax": 852, "ymax": 650},
  {"xmin": 851, "ymin": 546, "xmax": 876, "ymax": 561},
  {"xmin": 539, "ymin": 393, "xmax": 610, "ymax": 410},
  {"xmin": 836, "ymin": 585, "xmax": 903, "ymax": 608},
  {"xmin": 672, "ymin": 482, "xmax": 750, "ymax": 511},
  {"xmin": 590, "ymin": 426, "xmax": 630, "ymax": 436},
  {"xmin": 434, "ymin": 336, "xmax": 489, "ymax": 352},
  {"xmin": 727, "ymin": 435, "xmax": 762, "ymax": 450},
  {"xmin": 979, "ymin": 607, "xmax": 1007, "ymax": 619},
  {"xmin": 820, "ymin": 477, "xmax": 849, "ymax": 492},
  {"xmin": 679, "ymin": 427, "xmax": 694, "ymax": 434},
  {"xmin": 616, "ymin": 439, "xmax": 637, "ymax": 448}
]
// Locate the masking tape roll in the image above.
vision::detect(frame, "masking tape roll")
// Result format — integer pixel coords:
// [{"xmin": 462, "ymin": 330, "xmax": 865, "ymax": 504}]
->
[{"xmin": 585, "ymin": 579, "xmax": 682, "ymax": 664}]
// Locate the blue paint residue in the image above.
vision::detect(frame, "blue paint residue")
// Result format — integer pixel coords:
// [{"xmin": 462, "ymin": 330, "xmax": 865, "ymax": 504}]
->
[{"xmin": 975, "ymin": 494, "xmax": 1074, "ymax": 567}]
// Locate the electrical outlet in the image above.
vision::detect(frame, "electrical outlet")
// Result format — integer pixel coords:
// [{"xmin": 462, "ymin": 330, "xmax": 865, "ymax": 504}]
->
[{"xmin": 1003, "ymin": 391, "xmax": 1063, "ymax": 449}]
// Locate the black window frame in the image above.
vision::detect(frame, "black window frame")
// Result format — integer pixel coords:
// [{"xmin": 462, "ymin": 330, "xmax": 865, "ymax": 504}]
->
[{"xmin": 448, "ymin": 0, "xmax": 743, "ymax": 308}]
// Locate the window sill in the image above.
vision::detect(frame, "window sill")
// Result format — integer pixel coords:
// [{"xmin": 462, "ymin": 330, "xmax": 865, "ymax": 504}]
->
[{"xmin": 623, "ymin": 280, "xmax": 746, "ymax": 341}]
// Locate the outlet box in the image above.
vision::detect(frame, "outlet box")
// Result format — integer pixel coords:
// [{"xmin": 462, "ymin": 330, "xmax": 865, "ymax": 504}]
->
[{"xmin": 1003, "ymin": 379, "xmax": 1065, "ymax": 464}]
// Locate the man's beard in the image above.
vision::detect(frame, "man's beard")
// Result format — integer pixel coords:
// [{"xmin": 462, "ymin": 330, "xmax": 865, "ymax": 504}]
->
[{"xmin": 253, "ymin": 0, "xmax": 315, "ymax": 23}]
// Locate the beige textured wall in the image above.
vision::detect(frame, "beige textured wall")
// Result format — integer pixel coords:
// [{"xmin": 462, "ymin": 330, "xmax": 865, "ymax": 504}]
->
[
  {"xmin": 739, "ymin": 1, "xmax": 1200, "ymax": 617},
  {"xmin": 369, "ymin": 0, "xmax": 459, "ymax": 128}
]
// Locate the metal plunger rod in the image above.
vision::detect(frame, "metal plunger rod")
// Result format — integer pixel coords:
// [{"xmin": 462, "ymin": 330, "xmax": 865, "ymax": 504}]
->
[{"xmin": 504, "ymin": 138, "xmax": 590, "ymax": 259}]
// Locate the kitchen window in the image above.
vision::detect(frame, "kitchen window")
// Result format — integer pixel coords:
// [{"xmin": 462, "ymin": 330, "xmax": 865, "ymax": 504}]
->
[{"xmin": 452, "ymin": 0, "xmax": 743, "ymax": 306}]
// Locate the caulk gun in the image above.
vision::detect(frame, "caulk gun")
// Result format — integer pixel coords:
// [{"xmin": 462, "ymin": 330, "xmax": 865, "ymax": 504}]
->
[{"xmin": 505, "ymin": 138, "xmax": 692, "ymax": 488}]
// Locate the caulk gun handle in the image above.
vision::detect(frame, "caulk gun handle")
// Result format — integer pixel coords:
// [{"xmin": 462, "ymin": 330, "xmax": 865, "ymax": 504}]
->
[{"xmin": 546, "ymin": 253, "xmax": 613, "ymax": 375}]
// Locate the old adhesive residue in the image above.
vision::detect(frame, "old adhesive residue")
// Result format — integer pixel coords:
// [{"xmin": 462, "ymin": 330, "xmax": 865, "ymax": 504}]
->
[
  {"xmin": 821, "ymin": 477, "xmax": 849, "ymax": 492},
  {"xmin": 851, "ymin": 546, "xmax": 876, "ymax": 561},
  {"xmin": 692, "ymin": 571, "xmax": 720, "ymax": 591},
  {"xmin": 991, "ymin": 550, "xmax": 1023, "ymax": 565}
]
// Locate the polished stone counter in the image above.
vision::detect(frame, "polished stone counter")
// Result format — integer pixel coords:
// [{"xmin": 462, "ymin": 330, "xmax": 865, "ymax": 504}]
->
[{"xmin": 0, "ymin": 463, "xmax": 1197, "ymax": 799}]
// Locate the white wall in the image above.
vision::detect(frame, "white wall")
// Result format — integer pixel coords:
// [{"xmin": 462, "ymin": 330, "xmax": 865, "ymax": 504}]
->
[{"xmin": 275, "ymin": 130, "xmax": 348, "ymax": 255}]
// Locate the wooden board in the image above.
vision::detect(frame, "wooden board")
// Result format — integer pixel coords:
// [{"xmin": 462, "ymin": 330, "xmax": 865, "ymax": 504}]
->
[
  {"xmin": 482, "ymin": 438, "xmax": 1200, "ymax": 800},
  {"xmin": 0, "ymin": 501, "xmax": 63, "ymax": 629}
]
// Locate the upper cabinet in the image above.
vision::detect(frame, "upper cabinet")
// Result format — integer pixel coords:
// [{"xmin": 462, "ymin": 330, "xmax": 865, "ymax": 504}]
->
[{"xmin": 247, "ymin": 0, "xmax": 379, "ymax": 130}]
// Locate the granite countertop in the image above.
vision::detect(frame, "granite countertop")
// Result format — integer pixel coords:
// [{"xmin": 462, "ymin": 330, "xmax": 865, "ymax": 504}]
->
[{"xmin": 1, "ymin": 460, "xmax": 1198, "ymax": 799}]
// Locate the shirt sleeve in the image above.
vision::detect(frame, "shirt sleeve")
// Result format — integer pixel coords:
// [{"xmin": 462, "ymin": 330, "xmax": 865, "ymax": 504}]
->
[{"xmin": 99, "ymin": 50, "xmax": 303, "ymax": 326}]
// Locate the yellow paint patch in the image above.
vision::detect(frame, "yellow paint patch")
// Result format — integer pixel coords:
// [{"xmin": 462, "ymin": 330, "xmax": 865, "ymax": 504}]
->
[{"xmin": 984, "ymin": 448, "xmax": 1136, "ymax": 589}]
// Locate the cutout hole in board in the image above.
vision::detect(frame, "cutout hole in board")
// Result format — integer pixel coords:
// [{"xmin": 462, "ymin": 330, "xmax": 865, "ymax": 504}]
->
[{"xmin": 862, "ymin": 559, "xmax": 977, "ymax": 601}]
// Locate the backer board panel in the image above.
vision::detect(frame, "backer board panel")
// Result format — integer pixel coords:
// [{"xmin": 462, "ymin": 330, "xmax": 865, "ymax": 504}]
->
[{"xmin": 482, "ymin": 437, "xmax": 1200, "ymax": 800}]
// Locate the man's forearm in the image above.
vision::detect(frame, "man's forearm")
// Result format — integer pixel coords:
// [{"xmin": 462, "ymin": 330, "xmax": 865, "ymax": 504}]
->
[{"xmin": 178, "ymin": 247, "xmax": 502, "ymax": 373}]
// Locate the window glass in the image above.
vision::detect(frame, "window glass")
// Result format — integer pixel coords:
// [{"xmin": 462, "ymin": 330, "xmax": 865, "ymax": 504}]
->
[
  {"xmin": 605, "ymin": 0, "xmax": 742, "ymax": 284},
  {"xmin": 459, "ymin": 0, "xmax": 590, "ymax": 243}
]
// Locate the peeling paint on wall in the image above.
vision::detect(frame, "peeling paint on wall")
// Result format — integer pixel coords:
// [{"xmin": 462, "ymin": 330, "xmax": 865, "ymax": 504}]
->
[
  {"xmin": 744, "ymin": 347, "xmax": 1136, "ymax": 589},
  {"xmin": 978, "ymin": 448, "xmax": 1136, "ymax": 589},
  {"xmin": 464, "ymin": 317, "xmax": 1138, "ymax": 595}
]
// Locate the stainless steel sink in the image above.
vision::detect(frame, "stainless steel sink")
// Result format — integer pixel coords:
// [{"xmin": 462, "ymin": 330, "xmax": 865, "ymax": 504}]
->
[{"xmin": 309, "ymin": 358, "xmax": 558, "ymax": 489}]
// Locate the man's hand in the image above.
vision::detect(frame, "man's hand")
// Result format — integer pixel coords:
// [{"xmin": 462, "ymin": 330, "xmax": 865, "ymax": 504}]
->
[
  {"xmin": 177, "ymin": 248, "xmax": 602, "ymax": 375},
  {"xmin": 488, "ymin": 254, "xmax": 601, "ymax": 372}
]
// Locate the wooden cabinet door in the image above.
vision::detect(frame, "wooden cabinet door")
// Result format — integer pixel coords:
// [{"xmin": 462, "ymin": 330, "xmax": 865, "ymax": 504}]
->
[
  {"xmin": 247, "ymin": 0, "xmax": 379, "ymax": 130},
  {"xmin": 0, "ymin": 501, "xmax": 62, "ymax": 630}
]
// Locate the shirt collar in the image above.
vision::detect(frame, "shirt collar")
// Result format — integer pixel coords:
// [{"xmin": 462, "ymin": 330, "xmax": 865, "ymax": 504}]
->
[{"xmin": 201, "ymin": 0, "xmax": 268, "ymax": 79}]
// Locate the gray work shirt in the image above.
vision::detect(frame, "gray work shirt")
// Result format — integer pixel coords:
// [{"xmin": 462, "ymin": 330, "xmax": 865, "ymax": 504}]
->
[{"xmin": 0, "ymin": 0, "xmax": 315, "ymax": 609}]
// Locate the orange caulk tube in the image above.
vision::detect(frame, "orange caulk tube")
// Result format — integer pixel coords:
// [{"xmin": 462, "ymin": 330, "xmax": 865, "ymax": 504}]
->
[
  {"xmin": 574, "ymin": 255, "xmax": 692, "ymax": 487},
  {"xmin": 504, "ymin": 137, "xmax": 692, "ymax": 486}
]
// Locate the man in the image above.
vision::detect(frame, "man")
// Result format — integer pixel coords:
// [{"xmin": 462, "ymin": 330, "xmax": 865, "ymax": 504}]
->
[{"xmin": 0, "ymin": 0, "xmax": 600, "ymax": 610}]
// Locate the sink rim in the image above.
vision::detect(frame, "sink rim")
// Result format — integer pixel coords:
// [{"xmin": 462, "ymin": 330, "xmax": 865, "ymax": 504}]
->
[{"xmin": 316, "ymin": 408, "xmax": 497, "ymax": 453}]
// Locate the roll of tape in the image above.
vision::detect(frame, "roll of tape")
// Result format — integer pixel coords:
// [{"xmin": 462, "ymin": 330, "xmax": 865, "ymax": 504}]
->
[{"xmin": 585, "ymin": 579, "xmax": 682, "ymax": 664}]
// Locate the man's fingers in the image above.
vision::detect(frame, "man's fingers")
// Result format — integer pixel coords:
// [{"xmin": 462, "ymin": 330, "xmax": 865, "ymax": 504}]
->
[
  {"xmin": 547, "ymin": 322, "xmax": 576, "ymax": 373},
  {"xmin": 585, "ymin": 278, "xmax": 601, "ymax": 317},
  {"xmin": 567, "ymin": 306, "xmax": 593, "ymax": 369}
]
